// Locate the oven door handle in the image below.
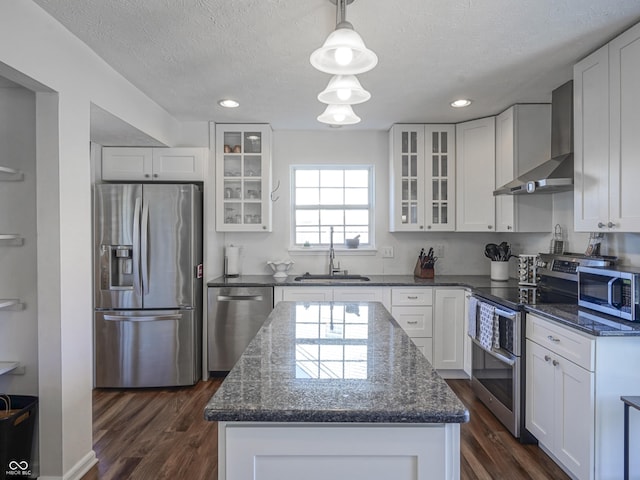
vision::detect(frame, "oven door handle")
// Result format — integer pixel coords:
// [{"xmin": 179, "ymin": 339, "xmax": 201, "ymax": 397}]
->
[
  {"xmin": 494, "ymin": 307, "xmax": 518, "ymax": 320},
  {"xmin": 471, "ymin": 338, "xmax": 516, "ymax": 366}
]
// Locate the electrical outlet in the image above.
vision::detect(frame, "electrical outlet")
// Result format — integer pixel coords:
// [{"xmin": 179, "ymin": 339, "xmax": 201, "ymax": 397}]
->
[
  {"xmin": 435, "ymin": 244, "xmax": 445, "ymax": 258},
  {"xmin": 382, "ymin": 246, "xmax": 394, "ymax": 258}
]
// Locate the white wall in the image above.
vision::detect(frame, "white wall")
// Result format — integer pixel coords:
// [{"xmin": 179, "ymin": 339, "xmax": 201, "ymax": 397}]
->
[{"xmin": 0, "ymin": 3, "xmax": 184, "ymax": 479}]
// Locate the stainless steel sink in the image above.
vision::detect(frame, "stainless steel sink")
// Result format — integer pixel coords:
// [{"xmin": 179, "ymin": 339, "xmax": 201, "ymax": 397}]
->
[{"xmin": 294, "ymin": 273, "xmax": 370, "ymax": 282}]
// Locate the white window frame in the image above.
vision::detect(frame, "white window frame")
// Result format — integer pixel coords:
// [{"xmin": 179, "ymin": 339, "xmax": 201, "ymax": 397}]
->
[{"xmin": 290, "ymin": 165, "xmax": 375, "ymax": 251}]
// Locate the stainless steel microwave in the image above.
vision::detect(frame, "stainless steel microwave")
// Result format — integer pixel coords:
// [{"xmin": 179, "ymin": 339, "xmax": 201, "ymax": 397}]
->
[{"xmin": 577, "ymin": 266, "xmax": 640, "ymax": 321}]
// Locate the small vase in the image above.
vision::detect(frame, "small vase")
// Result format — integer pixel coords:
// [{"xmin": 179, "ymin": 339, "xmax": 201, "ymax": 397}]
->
[{"xmin": 491, "ymin": 261, "xmax": 509, "ymax": 281}]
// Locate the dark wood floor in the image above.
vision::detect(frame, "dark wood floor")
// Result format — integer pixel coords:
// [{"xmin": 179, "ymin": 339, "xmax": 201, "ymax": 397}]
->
[{"xmin": 83, "ymin": 378, "xmax": 569, "ymax": 480}]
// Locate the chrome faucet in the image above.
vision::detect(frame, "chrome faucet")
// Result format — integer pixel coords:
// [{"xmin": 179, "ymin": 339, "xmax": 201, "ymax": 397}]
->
[{"xmin": 328, "ymin": 226, "xmax": 340, "ymax": 275}]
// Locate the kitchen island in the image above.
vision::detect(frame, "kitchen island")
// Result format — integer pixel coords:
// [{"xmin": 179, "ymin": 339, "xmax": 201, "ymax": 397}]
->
[{"xmin": 205, "ymin": 301, "xmax": 469, "ymax": 480}]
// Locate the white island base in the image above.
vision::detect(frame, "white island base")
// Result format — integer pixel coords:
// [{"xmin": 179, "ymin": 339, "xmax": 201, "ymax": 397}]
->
[{"xmin": 217, "ymin": 422, "xmax": 460, "ymax": 480}]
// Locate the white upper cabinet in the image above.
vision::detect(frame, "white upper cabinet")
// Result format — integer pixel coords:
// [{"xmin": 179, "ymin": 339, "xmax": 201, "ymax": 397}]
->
[
  {"xmin": 574, "ymin": 22, "xmax": 640, "ymax": 232},
  {"xmin": 215, "ymin": 124, "xmax": 272, "ymax": 232},
  {"xmin": 389, "ymin": 124, "xmax": 455, "ymax": 232},
  {"xmin": 102, "ymin": 147, "xmax": 206, "ymax": 182},
  {"xmin": 456, "ymin": 117, "xmax": 496, "ymax": 232},
  {"xmin": 608, "ymin": 23, "xmax": 640, "ymax": 232},
  {"xmin": 574, "ymin": 46, "xmax": 611, "ymax": 231},
  {"xmin": 389, "ymin": 125, "xmax": 425, "ymax": 232},
  {"xmin": 425, "ymin": 125, "xmax": 456, "ymax": 231},
  {"xmin": 495, "ymin": 105, "xmax": 552, "ymax": 232}
]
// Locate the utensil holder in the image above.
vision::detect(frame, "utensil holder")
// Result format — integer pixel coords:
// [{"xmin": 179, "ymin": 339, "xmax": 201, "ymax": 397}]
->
[
  {"xmin": 414, "ymin": 260, "xmax": 434, "ymax": 279},
  {"xmin": 490, "ymin": 261, "xmax": 509, "ymax": 281}
]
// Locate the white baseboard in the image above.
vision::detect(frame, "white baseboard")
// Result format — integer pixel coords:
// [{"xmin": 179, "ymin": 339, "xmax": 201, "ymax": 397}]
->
[
  {"xmin": 37, "ymin": 450, "xmax": 98, "ymax": 480},
  {"xmin": 36, "ymin": 449, "xmax": 97, "ymax": 480}
]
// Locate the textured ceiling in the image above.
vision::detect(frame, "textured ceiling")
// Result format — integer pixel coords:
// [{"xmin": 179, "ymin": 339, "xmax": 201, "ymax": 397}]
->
[{"xmin": 31, "ymin": 0, "xmax": 640, "ymax": 135}]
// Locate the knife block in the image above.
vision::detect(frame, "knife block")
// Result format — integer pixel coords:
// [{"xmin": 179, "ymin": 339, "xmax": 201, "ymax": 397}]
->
[{"xmin": 414, "ymin": 260, "xmax": 434, "ymax": 279}]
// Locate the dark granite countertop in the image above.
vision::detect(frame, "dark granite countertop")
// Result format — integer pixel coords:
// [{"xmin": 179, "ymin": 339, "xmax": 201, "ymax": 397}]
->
[
  {"xmin": 207, "ymin": 274, "xmax": 640, "ymax": 337},
  {"xmin": 204, "ymin": 301, "xmax": 470, "ymax": 424},
  {"xmin": 207, "ymin": 274, "xmax": 520, "ymax": 289},
  {"xmin": 525, "ymin": 304, "xmax": 640, "ymax": 337}
]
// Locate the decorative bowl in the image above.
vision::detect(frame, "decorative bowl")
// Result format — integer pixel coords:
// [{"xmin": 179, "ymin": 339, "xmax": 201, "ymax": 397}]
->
[
  {"xmin": 345, "ymin": 237, "xmax": 360, "ymax": 249},
  {"xmin": 267, "ymin": 260, "xmax": 294, "ymax": 278}
]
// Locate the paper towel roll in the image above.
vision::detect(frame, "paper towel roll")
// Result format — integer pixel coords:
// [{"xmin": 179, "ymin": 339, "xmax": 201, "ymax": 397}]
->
[{"xmin": 225, "ymin": 246, "xmax": 241, "ymax": 276}]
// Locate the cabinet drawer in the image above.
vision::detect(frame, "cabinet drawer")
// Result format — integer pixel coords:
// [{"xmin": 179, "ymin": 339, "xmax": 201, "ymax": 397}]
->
[
  {"xmin": 527, "ymin": 314, "xmax": 594, "ymax": 371},
  {"xmin": 391, "ymin": 288, "xmax": 433, "ymax": 306},
  {"xmin": 391, "ymin": 306, "xmax": 433, "ymax": 337}
]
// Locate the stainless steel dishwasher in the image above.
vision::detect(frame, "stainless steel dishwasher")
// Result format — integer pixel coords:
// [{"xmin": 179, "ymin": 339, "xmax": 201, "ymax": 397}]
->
[{"xmin": 207, "ymin": 286, "xmax": 273, "ymax": 373}]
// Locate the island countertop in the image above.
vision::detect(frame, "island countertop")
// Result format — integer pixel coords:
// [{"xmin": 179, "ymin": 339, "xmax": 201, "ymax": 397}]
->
[{"xmin": 205, "ymin": 301, "xmax": 469, "ymax": 424}]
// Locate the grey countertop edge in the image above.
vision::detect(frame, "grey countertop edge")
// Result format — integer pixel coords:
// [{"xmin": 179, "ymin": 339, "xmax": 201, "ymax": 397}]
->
[{"xmin": 204, "ymin": 411, "xmax": 470, "ymax": 424}]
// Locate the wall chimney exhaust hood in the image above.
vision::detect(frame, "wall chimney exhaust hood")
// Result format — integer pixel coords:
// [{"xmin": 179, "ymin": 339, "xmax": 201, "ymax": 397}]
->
[{"xmin": 494, "ymin": 80, "xmax": 574, "ymax": 195}]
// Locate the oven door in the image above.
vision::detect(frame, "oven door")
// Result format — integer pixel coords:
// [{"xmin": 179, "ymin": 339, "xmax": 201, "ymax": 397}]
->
[{"xmin": 471, "ymin": 338, "xmax": 520, "ymax": 438}]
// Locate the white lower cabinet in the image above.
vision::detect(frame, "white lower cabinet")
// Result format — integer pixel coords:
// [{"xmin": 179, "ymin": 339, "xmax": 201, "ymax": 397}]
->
[
  {"xmin": 433, "ymin": 288, "xmax": 465, "ymax": 375},
  {"xmin": 274, "ymin": 286, "xmax": 390, "ymax": 310},
  {"xmin": 526, "ymin": 339, "xmax": 593, "ymax": 480},
  {"xmin": 276, "ymin": 287, "xmax": 333, "ymax": 303},
  {"xmin": 274, "ymin": 286, "xmax": 469, "ymax": 373},
  {"xmin": 525, "ymin": 313, "xmax": 640, "ymax": 480},
  {"xmin": 219, "ymin": 422, "xmax": 460, "ymax": 480},
  {"xmin": 390, "ymin": 288, "xmax": 434, "ymax": 364}
]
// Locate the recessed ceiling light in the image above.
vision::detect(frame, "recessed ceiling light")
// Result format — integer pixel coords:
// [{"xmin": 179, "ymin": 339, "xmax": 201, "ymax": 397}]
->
[
  {"xmin": 218, "ymin": 99, "xmax": 239, "ymax": 108},
  {"xmin": 451, "ymin": 99, "xmax": 472, "ymax": 108}
]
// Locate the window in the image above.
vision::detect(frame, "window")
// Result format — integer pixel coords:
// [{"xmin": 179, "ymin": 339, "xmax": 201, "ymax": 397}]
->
[{"xmin": 292, "ymin": 166, "xmax": 373, "ymax": 247}]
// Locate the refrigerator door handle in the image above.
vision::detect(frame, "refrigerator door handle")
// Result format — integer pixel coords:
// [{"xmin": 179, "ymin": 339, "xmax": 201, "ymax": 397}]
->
[
  {"xmin": 103, "ymin": 314, "xmax": 183, "ymax": 322},
  {"xmin": 141, "ymin": 199, "xmax": 150, "ymax": 295},
  {"xmin": 132, "ymin": 197, "xmax": 142, "ymax": 296}
]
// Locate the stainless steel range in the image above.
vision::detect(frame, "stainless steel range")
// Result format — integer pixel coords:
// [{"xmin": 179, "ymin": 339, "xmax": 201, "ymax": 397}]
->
[{"xmin": 469, "ymin": 252, "xmax": 616, "ymax": 443}]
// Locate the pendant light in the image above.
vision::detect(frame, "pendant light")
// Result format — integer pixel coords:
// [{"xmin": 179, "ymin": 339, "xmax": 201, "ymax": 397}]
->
[
  {"xmin": 317, "ymin": 104, "xmax": 361, "ymax": 125},
  {"xmin": 317, "ymin": 75, "xmax": 371, "ymax": 105},
  {"xmin": 310, "ymin": 0, "xmax": 378, "ymax": 75}
]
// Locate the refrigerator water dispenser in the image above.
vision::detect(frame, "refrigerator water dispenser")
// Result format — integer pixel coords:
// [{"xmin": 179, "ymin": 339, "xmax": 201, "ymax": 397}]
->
[{"xmin": 101, "ymin": 245, "xmax": 134, "ymax": 290}]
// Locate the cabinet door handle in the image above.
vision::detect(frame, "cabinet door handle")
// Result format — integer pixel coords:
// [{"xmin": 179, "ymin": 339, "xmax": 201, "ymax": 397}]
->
[
  {"xmin": 598, "ymin": 222, "xmax": 606, "ymax": 228},
  {"xmin": 607, "ymin": 222, "xmax": 615, "ymax": 228},
  {"xmin": 552, "ymin": 359, "xmax": 559, "ymax": 367},
  {"xmin": 547, "ymin": 335, "xmax": 560, "ymax": 343},
  {"xmin": 544, "ymin": 355, "xmax": 551, "ymax": 362}
]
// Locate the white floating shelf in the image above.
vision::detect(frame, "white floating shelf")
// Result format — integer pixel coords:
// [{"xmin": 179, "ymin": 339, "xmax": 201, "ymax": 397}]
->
[
  {"xmin": 0, "ymin": 234, "xmax": 24, "ymax": 246},
  {"xmin": 0, "ymin": 299, "xmax": 24, "ymax": 311},
  {"xmin": 0, "ymin": 361, "xmax": 19, "ymax": 376},
  {"xmin": 0, "ymin": 165, "xmax": 24, "ymax": 181}
]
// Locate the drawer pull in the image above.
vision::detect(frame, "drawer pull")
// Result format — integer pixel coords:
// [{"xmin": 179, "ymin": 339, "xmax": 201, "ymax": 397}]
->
[
  {"xmin": 407, "ymin": 320, "xmax": 419, "ymax": 325},
  {"xmin": 544, "ymin": 355, "xmax": 551, "ymax": 362},
  {"xmin": 547, "ymin": 335, "xmax": 560, "ymax": 343},
  {"xmin": 407, "ymin": 296, "xmax": 418, "ymax": 300},
  {"xmin": 552, "ymin": 359, "xmax": 559, "ymax": 367}
]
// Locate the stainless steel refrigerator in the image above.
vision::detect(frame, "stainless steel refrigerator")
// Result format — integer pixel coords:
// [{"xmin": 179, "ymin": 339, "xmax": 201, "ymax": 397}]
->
[{"xmin": 94, "ymin": 183, "xmax": 203, "ymax": 388}]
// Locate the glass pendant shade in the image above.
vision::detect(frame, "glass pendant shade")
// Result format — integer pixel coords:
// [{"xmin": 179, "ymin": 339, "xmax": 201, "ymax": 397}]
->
[
  {"xmin": 317, "ymin": 104, "xmax": 361, "ymax": 125},
  {"xmin": 310, "ymin": 23, "xmax": 378, "ymax": 75},
  {"xmin": 317, "ymin": 75, "xmax": 371, "ymax": 105}
]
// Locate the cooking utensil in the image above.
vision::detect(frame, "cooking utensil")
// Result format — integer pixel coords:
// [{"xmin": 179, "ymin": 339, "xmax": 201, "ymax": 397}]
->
[{"xmin": 485, "ymin": 243, "xmax": 499, "ymax": 261}]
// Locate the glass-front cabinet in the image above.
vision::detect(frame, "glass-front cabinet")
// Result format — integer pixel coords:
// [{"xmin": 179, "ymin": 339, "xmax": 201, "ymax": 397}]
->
[
  {"xmin": 389, "ymin": 124, "xmax": 455, "ymax": 232},
  {"xmin": 215, "ymin": 124, "xmax": 272, "ymax": 232}
]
